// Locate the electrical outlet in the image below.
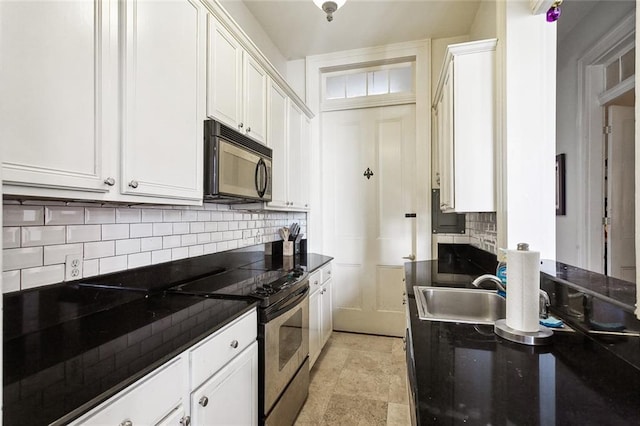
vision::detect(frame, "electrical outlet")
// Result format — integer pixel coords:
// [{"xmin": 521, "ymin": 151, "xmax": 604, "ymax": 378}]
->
[{"xmin": 65, "ymin": 254, "xmax": 83, "ymax": 281}]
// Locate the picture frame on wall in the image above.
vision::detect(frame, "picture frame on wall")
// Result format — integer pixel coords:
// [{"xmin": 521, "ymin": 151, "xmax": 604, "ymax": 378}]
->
[{"xmin": 556, "ymin": 153, "xmax": 566, "ymax": 215}]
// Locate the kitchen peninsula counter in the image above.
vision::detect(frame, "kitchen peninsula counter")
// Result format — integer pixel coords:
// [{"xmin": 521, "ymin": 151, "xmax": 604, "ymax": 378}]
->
[{"xmin": 404, "ymin": 257, "xmax": 640, "ymax": 425}]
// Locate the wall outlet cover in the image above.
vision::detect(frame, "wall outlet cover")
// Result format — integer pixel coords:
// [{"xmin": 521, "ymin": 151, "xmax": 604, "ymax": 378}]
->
[{"xmin": 65, "ymin": 254, "xmax": 83, "ymax": 281}]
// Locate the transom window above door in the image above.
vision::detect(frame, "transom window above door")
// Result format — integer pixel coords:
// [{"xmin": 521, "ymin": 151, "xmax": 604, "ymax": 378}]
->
[{"xmin": 321, "ymin": 61, "xmax": 416, "ymax": 111}]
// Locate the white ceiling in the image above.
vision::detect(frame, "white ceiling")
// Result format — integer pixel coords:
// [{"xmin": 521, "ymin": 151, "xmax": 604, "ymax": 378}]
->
[{"xmin": 238, "ymin": 0, "xmax": 482, "ymax": 60}]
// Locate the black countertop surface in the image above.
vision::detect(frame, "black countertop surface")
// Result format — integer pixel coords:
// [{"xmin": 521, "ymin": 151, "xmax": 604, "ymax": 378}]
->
[
  {"xmin": 3, "ymin": 249, "xmax": 332, "ymax": 425},
  {"xmin": 404, "ymin": 257, "xmax": 640, "ymax": 425}
]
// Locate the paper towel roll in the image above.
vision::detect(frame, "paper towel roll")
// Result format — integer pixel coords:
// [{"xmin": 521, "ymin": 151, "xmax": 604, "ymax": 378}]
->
[{"xmin": 506, "ymin": 247, "xmax": 540, "ymax": 332}]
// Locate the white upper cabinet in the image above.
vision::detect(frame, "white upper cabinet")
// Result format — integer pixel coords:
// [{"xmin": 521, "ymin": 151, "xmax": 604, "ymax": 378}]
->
[
  {"xmin": 120, "ymin": 0, "xmax": 205, "ymax": 201},
  {"xmin": 267, "ymin": 80, "xmax": 289, "ymax": 208},
  {"xmin": 0, "ymin": 0, "xmax": 113, "ymax": 194},
  {"xmin": 433, "ymin": 39, "xmax": 497, "ymax": 213},
  {"xmin": 207, "ymin": 18, "xmax": 267, "ymax": 144}
]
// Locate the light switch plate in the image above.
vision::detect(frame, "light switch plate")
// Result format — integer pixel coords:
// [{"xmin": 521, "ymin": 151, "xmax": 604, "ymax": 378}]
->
[{"xmin": 65, "ymin": 254, "xmax": 83, "ymax": 281}]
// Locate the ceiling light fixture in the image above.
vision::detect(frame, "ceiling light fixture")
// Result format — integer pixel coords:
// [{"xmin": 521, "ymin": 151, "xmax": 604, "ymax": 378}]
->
[
  {"xmin": 546, "ymin": 0, "xmax": 563, "ymax": 23},
  {"xmin": 313, "ymin": 0, "xmax": 346, "ymax": 22}
]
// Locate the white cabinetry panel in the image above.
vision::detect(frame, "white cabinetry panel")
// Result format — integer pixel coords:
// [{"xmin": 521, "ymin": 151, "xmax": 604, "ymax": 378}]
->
[
  {"xmin": 121, "ymin": 0, "xmax": 205, "ymax": 201},
  {"xmin": 434, "ymin": 39, "xmax": 497, "ymax": 213},
  {"xmin": 1, "ymin": 0, "xmax": 113, "ymax": 193},
  {"xmin": 268, "ymin": 81, "xmax": 289, "ymax": 208}
]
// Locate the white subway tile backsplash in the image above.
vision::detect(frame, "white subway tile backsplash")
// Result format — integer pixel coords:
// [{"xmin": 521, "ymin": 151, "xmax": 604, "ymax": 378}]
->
[
  {"xmin": 172, "ymin": 247, "xmax": 189, "ymax": 260},
  {"xmin": 67, "ymin": 225, "xmax": 101, "ymax": 243},
  {"xmin": 2, "ymin": 200, "xmax": 305, "ymax": 291},
  {"xmin": 153, "ymin": 223, "xmax": 173, "ymax": 236},
  {"xmin": 163, "ymin": 235, "xmax": 181, "ymax": 249},
  {"xmin": 3, "ymin": 270, "xmax": 21, "ymax": 293},
  {"xmin": 4, "ymin": 205, "xmax": 44, "ymax": 226},
  {"xmin": 44, "ymin": 243, "xmax": 83, "ymax": 265},
  {"xmin": 151, "ymin": 249, "xmax": 172, "ymax": 265},
  {"xmin": 3, "ymin": 227, "xmax": 20, "ymax": 249},
  {"xmin": 22, "ymin": 226, "xmax": 65, "ymax": 247},
  {"xmin": 99, "ymin": 256, "xmax": 128, "ymax": 274},
  {"xmin": 128, "ymin": 252, "xmax": 151, "ymax": 269},
  {"xmin": 4, "ymin": 247, "xmax": 43, "ymax": 271},
  {"xmin": 45, "ymin": 206, "xmax": 85, "ymax": 225},
  {"xmin": 85, "ymin": 207, "xmax": 115, "ymax": 224},
  {"xmin": 83, "ymin": 259, "xmax": 99, "ymax": 277},
  {"xmin": 84, "ymin": 241, "xmax": 115, "ymax": 260},
  {"xmin": 181, "ymin": 234, "xmax": 197, "ymax": 246},
  {"xmin": 163, "ymin": 209, "xmax": 182, "ymax": 222},
  {"xmin": 197, "ymin": 211, "xmax": 211, "ymax": 221},
  {"xmin": 142, "ymin": 209, "xmax": 163, "ymax": 223},
  {"xmin": 21, "ymin": 265, "xmax": 65, "ymax": 289},
  {"xmin": 173, "ymin": 223, "xmax": 190, "ymax": 235},
  {"xmin": 141, "ymin": 236, "xmax": 163, "ymax": 252},
  {"xmin": 115, "ymin": 208, "xmax": 141, "ymax": 224},
  {"xmin": 116, "ymin": 239, "xmax": 141, "ymax": 256},
  {"xmin": 130, "ymin": 223, "xmax": 153, "ymax": 238},
  {"xmin": 102, "ymin": 224, "xmax": 129, "ymax": 240},
  {"xmin": 190, "ymin": 222, "xmax": 205, "ymax": 233}
]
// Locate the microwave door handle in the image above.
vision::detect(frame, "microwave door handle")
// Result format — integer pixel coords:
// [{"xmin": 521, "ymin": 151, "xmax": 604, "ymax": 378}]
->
[
  {"xmin": 260, "ymin": 160, "xmax": 269, "ymax": 198},
  {"xmin": 255, "ymin": 158, "xmax": 266, "ymax": 198}
]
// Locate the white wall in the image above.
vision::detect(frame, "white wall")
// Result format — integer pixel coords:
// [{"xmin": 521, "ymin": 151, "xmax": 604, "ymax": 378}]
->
[
  {"xmin": 218, "ymin": 0, "xmax": 288, "ymax": 75},
  {"xmin": 469, "ymin": 0, "xmax": 497, "ymax": 40},
  {"xmin": 286, "ymin": 59, "xmax": 307, "ymax": 101},
  {"xmin": 496, "ymin": 0, "xmax": 557, "ymax": 259},
  {"xmin": 556, "ymin": 0, "xmax": 635, "ymax": 267}
]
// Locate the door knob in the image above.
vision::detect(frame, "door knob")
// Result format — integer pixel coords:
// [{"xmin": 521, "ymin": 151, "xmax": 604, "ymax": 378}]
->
[{"xmin": 402, "ymin": 254, "xmax": 416, "ymax": 261}]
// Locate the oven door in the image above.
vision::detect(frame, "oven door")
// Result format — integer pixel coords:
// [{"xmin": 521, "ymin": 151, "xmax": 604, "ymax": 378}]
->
[{"xmin": 262, "ymin": 287, "xmax": 309, "ymax": 415}]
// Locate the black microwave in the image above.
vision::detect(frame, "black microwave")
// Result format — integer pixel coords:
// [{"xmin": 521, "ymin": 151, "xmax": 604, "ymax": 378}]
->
[{"xmin": 203, "ymin": 119, "xmax": 272, "ymax": 203}]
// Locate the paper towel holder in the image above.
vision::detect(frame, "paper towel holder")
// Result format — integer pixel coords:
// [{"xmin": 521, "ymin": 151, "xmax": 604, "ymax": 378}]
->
[{"xmin": 494, "ymin": 319, "xmax": 553, "ymax": 345}]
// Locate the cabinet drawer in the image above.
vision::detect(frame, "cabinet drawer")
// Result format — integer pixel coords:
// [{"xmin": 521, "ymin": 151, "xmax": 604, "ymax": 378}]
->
[
  {"xmin": 190, "ymin": 309, "xmax": 257, "ymax": 389},
  {"xmin": 309, "ymin": 270, "xmax": 322, "ymax": 295},
  {"xmin": 71, "ymin": 356, "xmax": 185, "ymax": 425},
  {"xmin": 321, "ymin": 262, "xmax": 332, "ymax": 284}
]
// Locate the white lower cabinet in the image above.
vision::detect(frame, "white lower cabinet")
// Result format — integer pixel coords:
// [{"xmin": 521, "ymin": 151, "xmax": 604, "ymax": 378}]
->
[
  {"xmin": 309, "ymin": 262, "xmax": 333, "ymax": 367},
  {"xmin": 69, "ymin": 309, "xmax": 257, "ymax": 425},
  {"xmin": 191, "ymin": 341, "xmax": 258, "ymax": 425},
  {"xmin": 69, "ymin": 357, "xmax": 188, "ymax": 425}
]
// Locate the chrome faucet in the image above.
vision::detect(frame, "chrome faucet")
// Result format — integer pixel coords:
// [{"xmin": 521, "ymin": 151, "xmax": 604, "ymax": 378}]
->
[
  {"xmin": 471, "ymin": 274, "xmax": 506, "ymax": 293},
  {"xmin": 539, "ymin": 289, "xmax": 550, "ymax": 319}
]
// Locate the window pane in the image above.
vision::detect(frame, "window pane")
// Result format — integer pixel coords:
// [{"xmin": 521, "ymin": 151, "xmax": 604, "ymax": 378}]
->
[
  {"xmin": 390, "ymin": 66, "xmax": 413, "ymax": 93},
  {"xmin": 621, "ymin": 48, "xmax": 635, "ymax": 81},
  {"xmin": 605, "ymin": 60, "xmax": 619, "ymax": 91},
  {"xmin": 326, "ymin": 75, "xmax": 346, "ymax": 99},
  {"xmin": 368, "ymin": 70, "xmax": 389, "ymax": 95},
  {"xmin": 346, "ymin": 73, "xmax": 366, "ymax": 98}
]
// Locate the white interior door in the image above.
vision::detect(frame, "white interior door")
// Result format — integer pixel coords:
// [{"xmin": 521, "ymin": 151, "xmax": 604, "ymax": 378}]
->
[
  {"xmin": 322, "ymin": 105, "xmax": 416, "ymax": 337},
  {"xmin": 607, "ymin": 105, "xmax": 635, "ymax": 282}
]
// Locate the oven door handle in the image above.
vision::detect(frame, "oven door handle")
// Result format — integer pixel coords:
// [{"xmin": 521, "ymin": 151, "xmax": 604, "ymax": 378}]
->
[{"xmin": 263, "ymin": 285, "xmax": 309, "ymax": 322}]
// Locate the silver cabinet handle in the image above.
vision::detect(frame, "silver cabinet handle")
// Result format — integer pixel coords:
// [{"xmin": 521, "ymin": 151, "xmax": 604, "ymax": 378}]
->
[
  {"xmin": 327, "ymin": 270, "xmax": 331, "ymax": 276},
  {"xmin": 230, "ymin": 340, "xmax": 239, "ymax": 349},
  {"xmin": 246, "ymin": 126, "xmax": 251, "ymax": 132},
  {"xmin": 104, "ymin": 177, "xmax": 115, "ymax": 186},
  {"xmin": 180, "ymin": 416, "xmax": 191, "ymax": 426},
  {"xmin": 128, "ymin": 180, "xmax": 139, "ymax": 189},
  {"xmin": 238, "ymin": 122, "xmax": 244, "ymax": 129},
  {"xmin": 199, "ymin": 396, "xmax": 209, "ymax": 407},
  {"xmin": 120, "ymin": 420, "xmax": 133, "ymax": 426}
]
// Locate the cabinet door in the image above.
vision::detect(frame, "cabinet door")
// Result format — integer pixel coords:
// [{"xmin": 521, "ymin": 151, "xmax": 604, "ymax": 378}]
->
[
  {"xmin": 321, "ymin": 279, "xmax": 333, "ymax": 346},
  {"xmin": 155, "ymin": 404, "xmax": 188, "ymax": 426},
  {"xmin": 192, "ymin": 341, "xmax": 258, "ymax": 426},
  {"xmin": 243, "ymin": 55, "xmax": 268, "ymax": 144},
  {"xmin": 121, "ymin": 0, "xmax": 205, "ymax": 201},
  {"xmin": 267, "ymin": 81, "xmax": 289, "ymax": 209},
  {"xmin": 207, "ymin": 16, "xmax": 243, "ymax": 129},
  {"xmin": 439, "ymin": 61, "xmax": 455, "ymax": 212},
  {"xmin": 309, "ymin": 287, "xmax": 322, "ymax": 367},
  {"xmin": 1, "ymin": 0, "xmax": 113, "ymax": 193},
  {"xmin": 287, "ymin": 102, "xmax": 304, "ymax": 209}
]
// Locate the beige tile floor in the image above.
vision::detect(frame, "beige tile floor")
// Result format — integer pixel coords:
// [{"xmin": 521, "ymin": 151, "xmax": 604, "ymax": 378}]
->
[{"xmin": 295, "ymin": 331, "xmax": 411, "ymax": 426}]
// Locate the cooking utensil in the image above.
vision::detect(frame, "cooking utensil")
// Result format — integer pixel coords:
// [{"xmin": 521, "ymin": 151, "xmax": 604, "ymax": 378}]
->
[
  {"xmin": 289, "ymin": 223, "xmax": 299, "ymax": 240},
  {"xmin": 279, "ymin": 227, "xmax": 289, "ymax": 241}
]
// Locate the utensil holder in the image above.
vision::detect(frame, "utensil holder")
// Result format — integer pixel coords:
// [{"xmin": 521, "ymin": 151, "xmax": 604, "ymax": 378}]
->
[{"xmin": 283, "ymin": 241, "xmax": 294, "ymax": 256}]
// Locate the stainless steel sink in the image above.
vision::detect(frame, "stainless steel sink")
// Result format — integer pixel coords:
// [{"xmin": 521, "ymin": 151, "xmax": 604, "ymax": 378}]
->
[{"xmin": 414, "ymin": 286, "xmax": 506, "ymax": 324}]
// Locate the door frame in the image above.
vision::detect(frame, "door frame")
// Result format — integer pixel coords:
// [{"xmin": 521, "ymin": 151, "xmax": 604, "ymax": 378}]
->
[
  {"xmin": 305, "ymin": 39, "xmax": 431, "ymax": 261},
  {"xmin": 577, "ymin": 14, "xmax": 635, "ymax": 273}
]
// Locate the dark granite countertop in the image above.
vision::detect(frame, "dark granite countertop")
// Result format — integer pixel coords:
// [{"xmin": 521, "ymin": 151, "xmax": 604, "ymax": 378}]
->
[
  {"xmin": 3, "ymin": 248, "xmax": 332, "ymax": 426},
  {"xmin": 405, "ymin": 259, "xmax": 640, "ymax": 425}
]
